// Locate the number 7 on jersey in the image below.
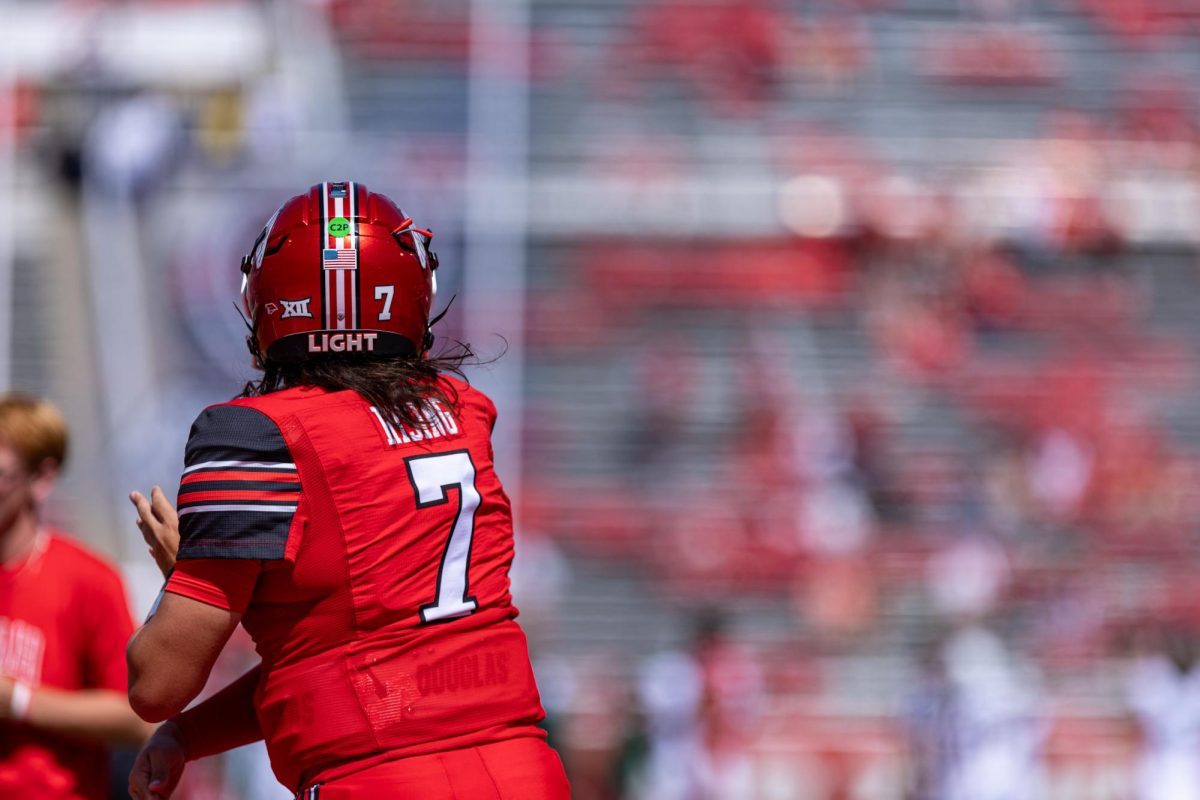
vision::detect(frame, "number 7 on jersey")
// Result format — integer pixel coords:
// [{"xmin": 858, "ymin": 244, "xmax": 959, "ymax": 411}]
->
[{"xmin": 405, "ymin": 450, "xmax": 481, "ymax": 623}]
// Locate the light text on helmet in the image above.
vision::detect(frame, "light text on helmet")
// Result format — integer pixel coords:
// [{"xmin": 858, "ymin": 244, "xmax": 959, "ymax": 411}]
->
[{"xmin": 307, "ymin": 332, "xmax": 379, "ymax": 353}]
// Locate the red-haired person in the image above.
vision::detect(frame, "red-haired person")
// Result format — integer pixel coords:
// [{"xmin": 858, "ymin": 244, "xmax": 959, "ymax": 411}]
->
[
  {"xmin": 126, "ymin": 182, "xmax": 570, "ymax": 799},
  {"xmin": 0, "ymin": 392, "xmax": 151, "ymax": 798}
]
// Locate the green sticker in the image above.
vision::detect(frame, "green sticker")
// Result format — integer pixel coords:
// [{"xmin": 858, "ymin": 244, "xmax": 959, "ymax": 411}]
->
[{"xmin": 327, "ymin": 217, "xmax": 352, "ymax": 238}]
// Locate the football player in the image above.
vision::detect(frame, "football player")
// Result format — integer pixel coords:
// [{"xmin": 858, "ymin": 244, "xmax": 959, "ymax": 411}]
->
[{"xmin": 125, "ymin": 182, "xmax": 570, "ymax": 799}]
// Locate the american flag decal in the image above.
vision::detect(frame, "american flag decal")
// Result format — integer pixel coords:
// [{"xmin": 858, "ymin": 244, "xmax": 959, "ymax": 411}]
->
[
  {"xmin": 320, "ymin": 181, "xmax": 359, "ymax": 329},
  {"xmin": 323, "ymin": 248, "xmax": 358, "ymax": 269}
]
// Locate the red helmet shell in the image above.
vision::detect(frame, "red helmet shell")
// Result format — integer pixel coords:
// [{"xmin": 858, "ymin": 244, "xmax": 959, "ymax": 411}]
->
[{"xmin": 241, "ymin": 181, "xmax": 438, "ymax": 362}]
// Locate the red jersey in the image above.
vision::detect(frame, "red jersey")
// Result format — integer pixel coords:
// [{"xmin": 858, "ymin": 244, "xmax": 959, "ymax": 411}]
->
[
  {"xmin": 0, "ymin": 530, "xmax": 135, "ymax": 799},
  {"xmin": 164, "ymin": 377, "xmax": 546, "ymax": 791}
]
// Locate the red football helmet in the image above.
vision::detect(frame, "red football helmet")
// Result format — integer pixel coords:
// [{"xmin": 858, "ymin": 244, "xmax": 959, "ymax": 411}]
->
[{"xmin": 240, "ymin": 181, "xmax": 439, "ymax": 363}]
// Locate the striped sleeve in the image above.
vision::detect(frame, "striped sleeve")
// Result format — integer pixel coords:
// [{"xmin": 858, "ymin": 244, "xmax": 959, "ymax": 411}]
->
[{"xmin": 175, "ymin": 404, "xmax": 300, "ymax": 560}]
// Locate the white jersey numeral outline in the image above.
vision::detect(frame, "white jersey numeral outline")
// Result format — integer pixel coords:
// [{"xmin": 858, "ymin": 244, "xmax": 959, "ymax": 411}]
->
[{"xmin": 405, "ymin": 450, "xmax": 481, "ymax": 623}]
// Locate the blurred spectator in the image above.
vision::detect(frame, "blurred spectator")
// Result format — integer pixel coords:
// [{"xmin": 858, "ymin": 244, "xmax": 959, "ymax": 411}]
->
[
  {"xmin": 625, "ymin": 334, "xmax": 701, "ymax": 475},
  {"xmin": 630, "ymin": 649, "xmax": 705, "ymax": 800},
  {"xmin": 1128, "ymin": 623, "xmax": 1200, "ymax": 800},
  {"xmin": 904, "ymin": 625, "xmax": 1048, "ymax": 800},
  {"xmin": 1026, "ymin": 427, "xmax": 1093, "ymax": 523},
  {"xmin": 959, "ymin": 246, "xmax": 1028, "ymax": 333},
  {"xmin": 623, "ymin": 612, "xmax": 764, "ymax": 800},
  {"xmin": 926, "ymin": 534, "xmax": 1011, "ymax": 620},
  {"xmin": 1035, "ymin": 114, "xmax": 1125, "ymax": 256},
  {"xmin": 0, "ymin": 393, "xmax": 151, "ymax": 799}
]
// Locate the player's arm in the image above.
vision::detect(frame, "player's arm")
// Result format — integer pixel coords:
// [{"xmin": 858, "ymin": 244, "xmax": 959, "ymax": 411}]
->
[
  {"xmin": 129, "ymin": 665, "xmax": 263, "ymax": 800},
  {"xmin": 0, "ymin": 678, "xmax": 153, "ymax": 745},
  {"xmin": 127, "ymin": 593, "xmax": 242, "ymax": 721},
  {"xmin": 128, "ymin": 403, "xmax": 299, "ymax": 723},
  {"xmin": 172, "ymin": 663, "xmax": 263, "ymax": 757}
]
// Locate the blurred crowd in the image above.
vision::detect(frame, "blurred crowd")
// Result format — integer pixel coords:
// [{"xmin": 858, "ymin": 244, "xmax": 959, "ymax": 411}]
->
[
  {"xmin": 511, "ymin": 2, "xmax": 1200, "ymax": 797},
  {"xmin": 523, "ymin": 191, "xmax": 1200, "ymax": 797}
]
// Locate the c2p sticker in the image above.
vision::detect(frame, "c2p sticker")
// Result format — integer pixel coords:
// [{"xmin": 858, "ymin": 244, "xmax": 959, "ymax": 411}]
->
[{"xmin": 328, "ymin": 217, "xmax": 352, "ymax": 238}]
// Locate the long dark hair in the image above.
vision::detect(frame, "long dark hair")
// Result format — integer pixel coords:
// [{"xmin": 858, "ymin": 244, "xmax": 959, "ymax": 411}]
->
[{"xmin": 239, "ymin": 340, "xmax": 483, "ymax": 430}]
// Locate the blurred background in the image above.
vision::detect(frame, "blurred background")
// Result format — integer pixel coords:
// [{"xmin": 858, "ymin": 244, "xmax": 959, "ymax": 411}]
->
[{"xmin": 4, "ymin": 0, "xmax": 1200, "ymax": 797}]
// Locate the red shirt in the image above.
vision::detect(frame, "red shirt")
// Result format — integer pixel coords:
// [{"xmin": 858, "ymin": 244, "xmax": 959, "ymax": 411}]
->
[
  {"xmin": 0, "ymin": 530, "xmax": 135, "ymax": 799},
  {"xmin": 165, "ymin": 379, "xmax": 546, "ymax": 791}
]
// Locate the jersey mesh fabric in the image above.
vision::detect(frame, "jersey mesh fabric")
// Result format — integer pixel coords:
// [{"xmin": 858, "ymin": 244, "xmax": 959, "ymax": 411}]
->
[
  {"xmin": 165, "ymin": 379, "xmax": 546, "ymax": 791},
  {"xmin": 175, "ymin": 404, "xmax": 300, "ymax": 560}
]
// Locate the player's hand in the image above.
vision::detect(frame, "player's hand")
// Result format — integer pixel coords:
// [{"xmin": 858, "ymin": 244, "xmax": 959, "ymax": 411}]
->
[
  {"xmin": 130, "ymin": 486, "xmax": 180, "ymax": 578},
  {"xmin": 129, "ymin": 720, "xmax": 187, "ymax": 800}
]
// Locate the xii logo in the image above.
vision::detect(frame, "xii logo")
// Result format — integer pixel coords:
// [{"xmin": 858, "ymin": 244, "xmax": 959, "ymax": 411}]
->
[{"xmin": 280, "ymin": 297, "xmax": 314, "ymax": 319}]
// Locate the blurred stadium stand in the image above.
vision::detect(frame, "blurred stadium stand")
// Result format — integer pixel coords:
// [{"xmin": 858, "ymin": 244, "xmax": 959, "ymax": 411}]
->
[{"xmin": 4, "ymin": 0, "xmax": 1200, "ymax": 797}]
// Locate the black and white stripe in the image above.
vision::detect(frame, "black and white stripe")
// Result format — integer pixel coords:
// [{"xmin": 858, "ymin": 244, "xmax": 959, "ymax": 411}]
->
[{"xmin": 175, "ymin": 404, "xmax": 301, "ymax": 561}]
